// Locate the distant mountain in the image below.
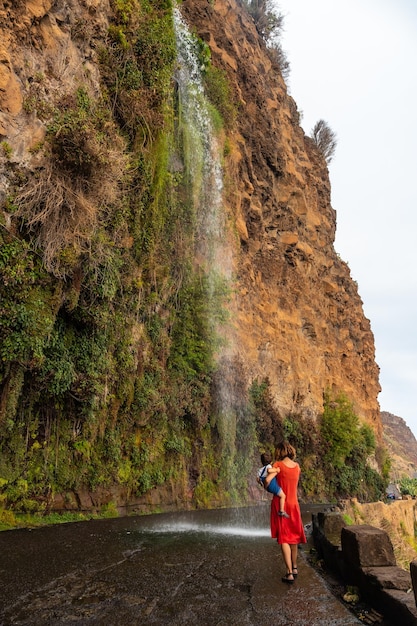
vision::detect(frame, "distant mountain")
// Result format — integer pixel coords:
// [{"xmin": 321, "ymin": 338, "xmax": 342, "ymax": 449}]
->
[{"xmin": 381, "ymin": 411, "xmax": 417, "ymax": 478}]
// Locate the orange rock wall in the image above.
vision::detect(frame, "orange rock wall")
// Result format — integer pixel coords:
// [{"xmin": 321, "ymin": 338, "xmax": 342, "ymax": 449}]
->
[{"xmin": 182, "ymin": 0, "xmax": 381, "ymax": 435}]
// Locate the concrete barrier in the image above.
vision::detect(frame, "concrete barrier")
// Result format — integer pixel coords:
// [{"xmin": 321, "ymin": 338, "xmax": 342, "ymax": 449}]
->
[{"xmin": 313, "ymin": 511, "xmax": 417, "ymax": 625}]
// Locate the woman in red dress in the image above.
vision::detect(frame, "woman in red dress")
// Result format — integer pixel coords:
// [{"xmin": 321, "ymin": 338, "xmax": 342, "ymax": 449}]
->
[{"xmin": 270, "ymin": 441, "xmax": 306, "ymax": 583}]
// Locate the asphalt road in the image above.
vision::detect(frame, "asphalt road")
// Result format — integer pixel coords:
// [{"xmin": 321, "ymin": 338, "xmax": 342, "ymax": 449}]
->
[{"xmin": 0, "ymin": 505, "xmax": 362, "ymax": 625}]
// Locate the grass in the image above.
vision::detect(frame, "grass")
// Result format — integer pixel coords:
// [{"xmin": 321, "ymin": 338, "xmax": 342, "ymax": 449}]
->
[{"xmin": 0, "ymin": 505, "xmax": 120, "ymax": 531}]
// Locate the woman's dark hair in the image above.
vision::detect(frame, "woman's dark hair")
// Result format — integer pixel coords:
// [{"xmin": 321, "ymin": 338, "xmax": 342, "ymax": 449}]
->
[{"xmin": 275, "ymin": 441, "xmax": 296, "ymax": 461}]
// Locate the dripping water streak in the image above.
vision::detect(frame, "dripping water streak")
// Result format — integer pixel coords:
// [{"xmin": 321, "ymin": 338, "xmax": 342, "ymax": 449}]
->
[
  {"xmin": 173, "ymin": 7, "xmax": 239, "ymax": 474},
  {"xmin": 173, "ymin": 7, "xmax": 231, "ymax": 282}
]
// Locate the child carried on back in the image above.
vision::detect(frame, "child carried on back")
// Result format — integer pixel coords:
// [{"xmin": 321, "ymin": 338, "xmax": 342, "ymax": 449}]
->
[{"xmin": 257, "ymin": 452, "xmax": 290, "ymax": 518}]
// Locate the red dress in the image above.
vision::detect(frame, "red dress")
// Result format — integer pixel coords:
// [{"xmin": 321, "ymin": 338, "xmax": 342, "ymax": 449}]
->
[{"xmin": 270, "ymin": 461, "xmax": 306, "ymax": 545}]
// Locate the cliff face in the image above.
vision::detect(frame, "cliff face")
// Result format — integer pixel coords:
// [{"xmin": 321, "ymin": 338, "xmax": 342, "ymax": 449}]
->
[
  {"xmin": 0, "ymin": 0, "xmax": 108, "ymax": 152},
  {"xmin": 381, "ymin": 411, "xmax": 417, "ymax": 477},
  {"xmin": 181, "ymin": 0, "xmax": 381, "ymax": 433},
  {"xmin": 0, "ymin": 0, "xmax": 381, "ymax": 428},
  {"xmin": 0, "ymin": 0, "xmax": 383, "ymax": 514}
]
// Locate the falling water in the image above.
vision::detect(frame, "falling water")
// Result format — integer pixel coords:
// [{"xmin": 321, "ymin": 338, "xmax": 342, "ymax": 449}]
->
[
  {"xmin": 173, "ymin": 7, "xmax": 232, "ymax": 281},
  {"xmin": 173, "ymin": 7, "xmax": 242, "ymax": 490}
]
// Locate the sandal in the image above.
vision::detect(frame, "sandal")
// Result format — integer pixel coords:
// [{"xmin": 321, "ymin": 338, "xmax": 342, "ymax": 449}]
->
[
  {"xmin": 292, "ymin": 567, "xmax": 298, "ymax": 577},
  {"xmin": 282, "ymin": 573, "xmax": 295, "ymax": 584}
]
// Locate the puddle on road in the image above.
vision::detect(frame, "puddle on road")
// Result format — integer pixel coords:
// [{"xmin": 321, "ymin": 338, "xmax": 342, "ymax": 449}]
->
[{"xmin": 144, "ymin": 521, "xmax": 271, "ymax": 537}]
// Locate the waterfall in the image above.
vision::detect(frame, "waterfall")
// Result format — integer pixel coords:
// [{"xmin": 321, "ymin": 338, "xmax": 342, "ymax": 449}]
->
[
  {"xmin": 173, "ymin": 8, "xmax": 248, "ymax": 495},
  {"xmin": 173, "ymin": 7, "xmax": 231, "ymax": 282}
]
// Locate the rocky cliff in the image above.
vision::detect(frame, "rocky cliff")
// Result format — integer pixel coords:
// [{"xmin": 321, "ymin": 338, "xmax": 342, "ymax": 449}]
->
[
  {"xmin": 0, "ymin": 0, "xmax": 383, "ymax": 515},
  {"xmin": 382, "ymin": 411, "xmax": 417, "ymax": 478},
  {"xmin": 181, "ymin": 0, "xmax": 381, "ymax": 432}
]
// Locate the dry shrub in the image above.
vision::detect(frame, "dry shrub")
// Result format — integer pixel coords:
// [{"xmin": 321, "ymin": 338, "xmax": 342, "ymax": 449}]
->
[
  {"xmin": 17, "ymin": 166, "xmax": 97, "ymax": 275},
  {"xmin": 16, "ymin": 108, "xmax": 128, "ymax": 277},
  {"xmin": 115, "ymin": 88, "xmax": 160, "ymax": 149},
  {"xmin": 310, "ymin": 119, "xmax": 337, "ymax": 164}
]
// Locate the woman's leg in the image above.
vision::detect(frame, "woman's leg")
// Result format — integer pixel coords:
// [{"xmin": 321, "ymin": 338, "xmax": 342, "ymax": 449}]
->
[
  {"xmin": 290, "ymin": 544, "xmax": 298, "ymax": 573},
  {"xmin": 280, "ymin": 543, "xmax": 293, "ymax": 577}
]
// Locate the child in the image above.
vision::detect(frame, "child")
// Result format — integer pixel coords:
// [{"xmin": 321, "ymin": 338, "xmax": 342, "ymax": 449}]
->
[{"xmin": 257, "ymin": 452, "xmax": 290, "ymax": 518}]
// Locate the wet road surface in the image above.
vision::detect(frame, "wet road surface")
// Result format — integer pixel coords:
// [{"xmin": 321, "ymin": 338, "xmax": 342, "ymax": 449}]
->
[{"xmin": 0, "ymin": 505, "xmax": 362, "ymax": 625}]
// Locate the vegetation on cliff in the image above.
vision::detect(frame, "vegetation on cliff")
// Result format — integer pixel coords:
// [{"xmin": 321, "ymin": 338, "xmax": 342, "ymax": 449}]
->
[
  {"xmin": 252, "ymin": 382, "xmax": 388, "ymax": 503},
  {"xmin": 310, "ymin": 119, "xmax": 338, "ymax": 164},
  {"xmin": 0, "ymin": 0, "xmax": 388, "ymax": 526},
  {"xmin": 0, "ymin": 0, "xmax": 253, "ymax": 523}
]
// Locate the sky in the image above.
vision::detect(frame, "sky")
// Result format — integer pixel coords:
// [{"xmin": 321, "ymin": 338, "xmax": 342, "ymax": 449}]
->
[{"xmin": 274, "ymin": 0, "xmax": 417, "ymax": 437}]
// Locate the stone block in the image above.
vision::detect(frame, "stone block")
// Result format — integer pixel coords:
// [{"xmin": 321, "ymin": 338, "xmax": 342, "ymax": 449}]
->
[
  {"xmin": 380, "ymin": 588, "xmax": 417, "ymax": 626},
  {"xmin": 410, "ymin": 560, "xmax": 417, "ymax": 607},
  {"xmin": 362, "ymin": 566, "xmax": 412, "ymax": 592},
  {"xmin": 341, "ymin": 525, "xmax": 396, "ymax": 569},
  {"xmin": 312, "ymin": 512, "xmax": 346, "ymax": 578},
  {"xmin": 320, "ymin": 511, "xmax": 346, "ymax": 542}
]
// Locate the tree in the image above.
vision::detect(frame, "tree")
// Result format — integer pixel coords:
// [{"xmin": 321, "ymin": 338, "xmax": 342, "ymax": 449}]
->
[
  {"xmin": 243, "ymin": 0, "xmax": 284, "ymax": 43},
  {"xmin": 241, "ymin": 1, "xmax": 290, "ymax": 80},
  {"xmin": 399, "ymin": 476, "xmax": 417, "ymax": 497},
  {"xmin": 310, "ymin": 119, "xmax": 337, "ymax": 164},
  {"xmin": 321, "ymin": 392, "xmax": 359, "ymax": 468}
]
